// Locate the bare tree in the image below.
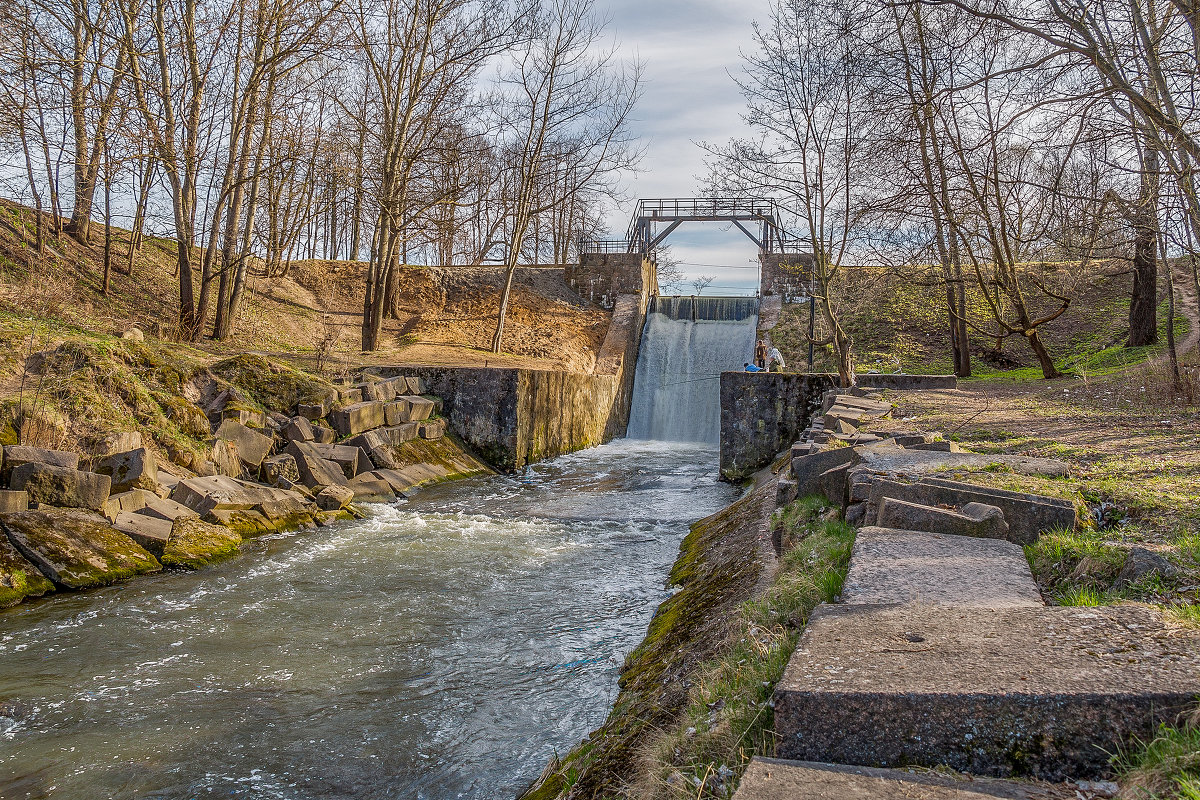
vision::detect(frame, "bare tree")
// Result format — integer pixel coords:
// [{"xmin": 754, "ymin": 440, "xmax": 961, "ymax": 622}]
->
[{"xmin": 488, "ymin": 0, "xmax": 641, "ymax": 354}]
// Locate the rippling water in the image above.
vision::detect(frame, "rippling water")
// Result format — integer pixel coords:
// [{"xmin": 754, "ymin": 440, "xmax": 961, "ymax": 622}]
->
[{"xmin": 0, "ymin": 440, "xmax": 738, "ymax": 799}]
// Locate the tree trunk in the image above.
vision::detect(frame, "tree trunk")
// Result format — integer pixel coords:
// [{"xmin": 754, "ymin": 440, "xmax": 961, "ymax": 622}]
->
[{"xmin": 1128, "ymin": 155, "xmax": 1159, "ymax": 347}]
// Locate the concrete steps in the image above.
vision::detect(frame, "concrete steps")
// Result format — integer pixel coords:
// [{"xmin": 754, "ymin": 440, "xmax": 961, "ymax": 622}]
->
[
  {"xmin": 736, "ymin": 759, "xmax": 1083, "ymax": 800},
  {"xmin": 772, "ymin": 602, "xmax": 1200, "ymax": 780},
  {"xmin": 841, "ymin": 527, "xmax": 1044, "ymax": 608}
]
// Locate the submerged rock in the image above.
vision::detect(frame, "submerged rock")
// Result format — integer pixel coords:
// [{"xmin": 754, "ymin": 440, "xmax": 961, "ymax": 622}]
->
[{"xmin": 0, "ymin": 509, "xmax": 161, "ymax": 590}]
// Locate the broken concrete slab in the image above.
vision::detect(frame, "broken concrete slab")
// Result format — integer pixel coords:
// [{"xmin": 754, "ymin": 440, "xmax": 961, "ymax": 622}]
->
[
  {"xmin": 876, "ymin": 497, "xmax": 1009, "ymax": 540},
  {"xmin": 215, "ymin": 420, "xmax": 274, "ymax": 467},
  {"xmin": 733, "ymin": 759, "xmax": 1079, "ymax": 800},
  {"xmin": 86, "ymin": 431, "xmax": 144, "ymax": 457},
  {"xmin": 330, "ymin": 401, "xmax": 386, "ymax": 437},
  {"xmin": 910, "ymin": 440, "xmax": 968, "ymax": 453},
  {"xmin": 113, "ymin": 511, "xmax": 173, "ymax": 557},
  {"xmin": 841, "ymin": 527, "xmax": 1043, "ymax": 608},
  {"xmin": 0, "ymin": 509, "xmax": 161, "ymax": 589},
  {"xmin": 2, "ymin": 445, "xmax": 79, "ymax": 483},
  {"xmin": 261, "ymin": 454, "xmax": 301, "ymax": 487},
  {"xmin": 168, "ymin": 475, "xmax": 315, "ymax": 534},
  {"xmin": 365, "ymin": 469, "xmax": 416, "ymax": 496},
  {"xmin": 11, "ymin": 463, "xmax": 111, "ymax": 511},
  {"xmin": 865, "ymin": 477, "xmax": 1077, "ymax": 545},
  {"xmin": 209, "ymin": 439, "xmax": 242, "ymax": 478},
  {"xmin": 0, "ymin": 531, "xmax": 54, "ymax": 608},
  {"xmin": 774, "ymin": 603, "xmax": 1200, "ymax": 780},
  {"xmin": 94, "ymin": 447, "xmax": 161, "ymax": 494},
  {"xmin": 311, "ymin": 424, "xmax": 336, "ymax": 445}
]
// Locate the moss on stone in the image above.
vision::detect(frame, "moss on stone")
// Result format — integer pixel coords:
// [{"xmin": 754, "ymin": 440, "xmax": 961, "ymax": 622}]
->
[
  {"xmin": 162, "ymin": 518, "xmax": 242, "ymax": 570},
  {"xmin": 209, "ymin": 354, "xmax": 334, "ymax": 413},
  {"xmin": 0, "ymin": 509, "xmax": 161, "ymax": 590}
]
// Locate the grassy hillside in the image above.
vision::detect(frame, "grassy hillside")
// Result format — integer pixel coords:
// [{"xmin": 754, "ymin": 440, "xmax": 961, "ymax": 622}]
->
[{"xmin": 769, "ymin": 265, "xmax": 1187, "ymax": 380}]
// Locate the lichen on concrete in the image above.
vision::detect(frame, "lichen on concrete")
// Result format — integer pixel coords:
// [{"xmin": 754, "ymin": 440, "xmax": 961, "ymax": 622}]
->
[{"xmin": 161, "ymin": 518, "xmax": 242, "ymax": 570}]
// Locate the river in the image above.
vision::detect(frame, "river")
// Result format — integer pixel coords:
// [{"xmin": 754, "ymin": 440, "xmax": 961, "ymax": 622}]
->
[{"xmin": 0, "ymin": 440, "xmax": 739, "ymax": 799}]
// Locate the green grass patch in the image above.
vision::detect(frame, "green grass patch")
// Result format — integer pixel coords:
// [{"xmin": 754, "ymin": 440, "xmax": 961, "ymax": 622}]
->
[
  {"xmin": 1119, "ymin": 721, "xmax": 1200, "ymax": 799},
  {"xmin": 1025, "ymin": 527, "xmax": 1127, "ymax": 599},
  {"xmin": 1168, "ymin": 605, "xmax": 1200, "ymax": 629},
  {"xmin": 637, "ymin": 497, "xmax": 856, "ymax": 799}
]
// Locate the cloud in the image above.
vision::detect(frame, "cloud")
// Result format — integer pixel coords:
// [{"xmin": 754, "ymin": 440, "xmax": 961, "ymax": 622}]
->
[{"xmin": 597, "ymin": 0, "xmax": 773, "ymax": 288}]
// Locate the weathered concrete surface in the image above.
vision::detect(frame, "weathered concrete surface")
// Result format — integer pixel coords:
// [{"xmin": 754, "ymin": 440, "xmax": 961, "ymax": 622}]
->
[
  {"xmin": 792, "ymin": 447, "xmax": 857, "ymax": 497},
  {"xmin": 113, "ymin": 511, "xmax": 173, "ymax": 557},
  {"xmin": 721, "ymin": 372, "xmax": 837, "ymax": 481},
  {"xmin": 329, "ymin": 401, "xmax": 386, "ymax": 437},
  {"xmin": 0, "ymin": 532, "xmax": 55, "ymax": 607},
  {"xmin": 854, "ymin": 443, "xmax": 1071, "ymax": 479},
  {"xmin": 565, "ymin": 253, "xmax": 656, "ymax": 309},
  {"xmin": 876, "ymin": 497, "xmax": 1010, "ymax": 540},
  {"xmin": 841, "ymin": 527, "xmax": 1044, "ymax": 608},
  {"xmin": 733, "ymin": 759, "xmax": 1078, "ymax": 800},
  {"xmin": 0, "ymin": 509, "xmax": 161, "ymax": 589},
  {"xmin": 0, "ymin": 490, "xmax": 28, "ymax": 513},
  {"xmin": 863, "ymin": 478, "xmax": 1077, "ymax": 545},
  {"xmin": 774, "ymin": 603, "xmax": 1200, "ymax": 779},
  {"xmin": 214, "ymin": 420, "xmax": 273, "ymax": 467}
]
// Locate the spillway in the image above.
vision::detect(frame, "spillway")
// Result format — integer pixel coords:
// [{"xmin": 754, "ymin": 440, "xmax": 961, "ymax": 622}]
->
[{"xmin": 626, "ymin": 295, "xmax": 760, "ymax": 444}]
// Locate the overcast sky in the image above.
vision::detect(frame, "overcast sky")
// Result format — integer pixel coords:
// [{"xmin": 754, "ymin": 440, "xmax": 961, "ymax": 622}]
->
[{"xmin": 604, "ymin": 0, "xmax": 774, "ymax": 294}]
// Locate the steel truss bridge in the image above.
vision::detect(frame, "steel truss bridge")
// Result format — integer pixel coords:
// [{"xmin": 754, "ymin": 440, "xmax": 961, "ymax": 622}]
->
[{"xmin": 580, "ymin": 198, "xmax": 808, "ymax": 256}]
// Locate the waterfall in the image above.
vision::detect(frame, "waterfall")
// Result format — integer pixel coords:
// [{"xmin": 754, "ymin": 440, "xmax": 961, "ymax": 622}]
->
[{"xmin": 627, "ymin": 296, "xmax": 760, "ymax": 443}]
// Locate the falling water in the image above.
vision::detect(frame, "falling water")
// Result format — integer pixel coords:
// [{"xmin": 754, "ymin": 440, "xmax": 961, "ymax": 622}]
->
[{"xmin": 626, "ymin": 296, "xmax": 760, "ymax": 443}]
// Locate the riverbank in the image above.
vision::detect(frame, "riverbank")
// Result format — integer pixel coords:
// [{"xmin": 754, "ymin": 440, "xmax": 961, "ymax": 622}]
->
[{"xmin": 0, "ymin": 440, "xmax": 737, "ymax": 798}]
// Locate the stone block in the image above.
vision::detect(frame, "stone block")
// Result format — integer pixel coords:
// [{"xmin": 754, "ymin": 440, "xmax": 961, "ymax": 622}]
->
[
  {"xmin": 10, "ymin": 463, "xmax": 111, "ymax": 511},
  {"xmin": 405, "ymin": 376, "xmax": 427, "ymax": 395},
  {"xmin": 316, "ymin": 484, "xmax": 354, "ymax": 511},
  {"xmin": 0, "ymin": 508, "xmax": 161, "ymax": 589},
  {"xmin": 309, "ymin": 444, "xmax": 360, "ymax": 479},
  {"xmin": 285, "ymin": 442, "xmax": 348, "ymax": 489},
  {"xmin": 854, "ymin": 445, "xmax": 1071, "ymax": 480},
  {"xmin": 815, "ymin": 464, "xmax": 850, "ymax": 506},
  {"xmin": 262, "ymin": 454, "xmax": 301, "ymax": 487},
  {"xmin": 161, "ymin": 518, "xmax": 241, "ymax": 570},
  {"xmin": 88, "ymin": 431, "xmax": 143, "ymax": 457},
  {"xmin": 385, "ymin": 423, "xmax": 419, "ymax": 445},
  {"xmin": 792, "ymin": 447, "xmax": 857, "ymax": 498},
  {"xmin": 330, "ymin": 401, "xmax": 386, "ymax": 437},
  {"xmin": 366, "ymin": 469, "xmax": 417, "ymax": 496},
  {"xmin": 400, "ymin": 396, "xmax": 434, "ymax": 422},
  {"xmin": 311, "ymin": 425, "xmax": 336, "ymax": 444},
  {"xmin": 113, "ymin": 511, "xmax": 173, "ymax": 557},
  {"xmin": 94, "ymin": 447, "xmax": 160, "ymax": 494},
  {"xmin": 876, "ymin": 496, "xmax": 1010, "ymax": 540},
  {"xmin": 155, "ymin": 470, "xmax": 180, "ymax": 496},
  {"xmin": 866, "ymin": 478, "xmax": 1077, "ymax": 545},
  {"xmin": 210, "ymin": 439, "xmax": 241, "ymax": 477},
  {"xmin": 337, "ymin": 387, "xmax": 363, "ymax": 405},
  {"xmin": 842, "ymin": 527, "xmax": 1044, "ymax": 608},
  {"xmin": 284, "ymin": 416, "xmax": 315, "ymax": 443},
  {"xmin": 215, "ymin": 420, "xmax": 274, "ymax": 467},
  {"xmin": 0, "ymin": 490, "xmax": 28, "ymax": 513},
  {"xmin": 297, "ymin": 396, "xmax": 331, "ymax": 420},
  {"xmin": 347, "ymin": 474, "xmax": 397, "ymax": 504},
  {"xmin": 774, "ymin": 603, "xmax": 1200, "ymax": 780},
  {"xmin": 0, "ymin": 529, "xmax": 54, "ymax": 608},
  {"xmin": 732, "ymin": 759, "xmax": 1075, "ymax": 800},
  {"xmin": 3, "ymin": 445, "xmax": 79, "ymax": 484},
  {"xmin": 418, "ymin": 419, "xmax": 446, "ymax": 440},
  {"xmin": 100, "ymin": 488, "xmax": 158, "ymax": 522},
  {"xmin": 136, "ymin": 496, "xmax": 199, "ymax": 524},
  {"xmin": 219, "ymin": 406, "xmax": 268, "ymax": 430}
]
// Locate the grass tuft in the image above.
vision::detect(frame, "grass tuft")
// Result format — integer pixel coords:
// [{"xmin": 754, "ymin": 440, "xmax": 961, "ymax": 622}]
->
[{"xmin": 1119, "ymin": 720, "xmax": 1200, "ymax": 800}]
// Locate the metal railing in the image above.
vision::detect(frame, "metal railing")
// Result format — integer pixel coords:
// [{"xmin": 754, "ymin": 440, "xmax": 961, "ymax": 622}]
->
[{"xmin": 578, "ymin": 238, "xmax": 634, "ymax": 255}]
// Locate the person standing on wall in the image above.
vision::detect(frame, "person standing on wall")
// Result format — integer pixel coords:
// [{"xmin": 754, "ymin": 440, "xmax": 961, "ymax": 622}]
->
[{"xmin": 754, "ymin": 339, "xmax": 768, "ymax": 370}]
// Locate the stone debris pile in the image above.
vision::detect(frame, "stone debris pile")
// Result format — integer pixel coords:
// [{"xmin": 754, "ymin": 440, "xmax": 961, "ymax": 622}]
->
[
  {"xmin": 0, "ymin": 371, "xmax": 469, "ymax": 610},
  {"xmin": 735, "ymin": 387, "xmax": 1200, "ymax": 800}
]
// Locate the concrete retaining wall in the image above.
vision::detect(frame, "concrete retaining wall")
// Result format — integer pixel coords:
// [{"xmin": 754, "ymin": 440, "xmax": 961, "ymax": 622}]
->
[
  {"xmin": 720, "ymin": 372, "xmax": 958, "ymax": 481},
  {"xmin": 720, "ymin": 372, "xmax": 836, "ymax": 481},
  {"xmin": 379, "ymin": 291, "xmax": 649, "ymax": 472}
]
